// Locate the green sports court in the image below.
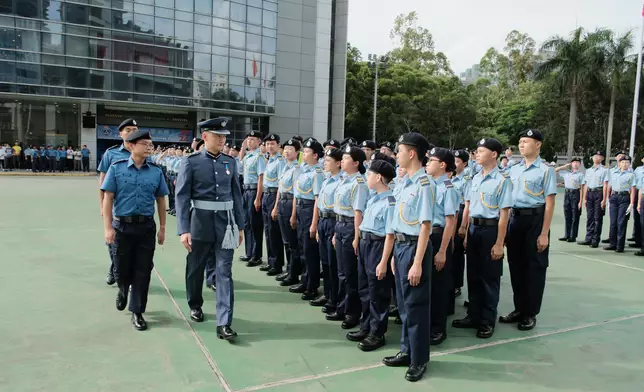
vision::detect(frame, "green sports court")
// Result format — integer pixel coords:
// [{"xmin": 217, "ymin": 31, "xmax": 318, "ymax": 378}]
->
[{"xmin": 1, "ymin": 175, "xmax": 643, "ymax": 392}]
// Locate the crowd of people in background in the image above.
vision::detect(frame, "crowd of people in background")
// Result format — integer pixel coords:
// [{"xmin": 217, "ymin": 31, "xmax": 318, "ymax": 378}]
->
[{"xmin": 0, "ymin": 141, "xmax": 91, "ymax": 172}]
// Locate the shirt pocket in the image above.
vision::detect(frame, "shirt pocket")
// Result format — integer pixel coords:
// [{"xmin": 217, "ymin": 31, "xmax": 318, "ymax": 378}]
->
[
  {"xmin": 297, "ymin": 176, "xmax": 313, "ymax": 194},
  {"xmin": 400, "ymin": 195, "xmax": 419, "ymax": 225},
  {"xmin": 524, "ymin": 178, "xmax": 544, "ymax": 196},
  {"xmin": 480, "ymin": 190, "xmax": 499, "ymax": 209}
]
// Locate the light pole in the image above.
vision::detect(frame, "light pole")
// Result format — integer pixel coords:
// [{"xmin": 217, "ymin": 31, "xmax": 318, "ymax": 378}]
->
[
  {"xmin": 367, "ymin": 54, "xmax": 388, "ymax": 141},
  {"xmin": 629, "ymin": 4, "xmax": 644, "ymax": 158}
]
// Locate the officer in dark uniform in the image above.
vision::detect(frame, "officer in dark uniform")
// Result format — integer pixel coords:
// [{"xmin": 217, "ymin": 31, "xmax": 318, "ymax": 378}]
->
[
  {"xmin": 101, "ymin": 130, "xmax": 168, "ymax": 331},
  {"xmin": 175, "ymin": 118, "xmax": 245, "ymax": 341},
  {"xmin": 425, "ymin": 147, "xmax": 459, "ymax": 346},
  {"xmin": 241, "ymin": 130, "xmax": 266, "ymax": 266},
  {"xmin": 452, "ymin": 137, "xmax": 511, "ymax": 339},
  {"xmin": 578, "ymin": 151, "xmax": 609, "ymax": 248},
  {"xmin": 555, "ymin": 158, "xmax": 584, "ymax": 242},
  {"xmin": 97, "ymin": 118, "xmax": 139, "ymax": 285},
  {"xmin": 260, "ymin": 133, "xmax": 286, "ymax": 275},
  {"xmin": 604, "ymin": 155, "xmax": 636, "ymax": 252},
  {"xmin": 382, "ymin": 132, "xmax": 434, "ymax": 383},
  {"xmin": 502, "ymin": 129, "xmax": 557, "ymax": 331}
]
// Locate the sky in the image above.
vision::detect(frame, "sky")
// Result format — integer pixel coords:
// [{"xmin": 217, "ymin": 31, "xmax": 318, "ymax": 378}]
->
[{"xmin": 347, "ymin": 0, "xmax": 644, "ymax": 74}]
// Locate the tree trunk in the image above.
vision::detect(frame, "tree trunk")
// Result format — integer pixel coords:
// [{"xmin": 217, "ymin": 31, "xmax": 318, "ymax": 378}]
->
[
  {"xmin": 567, "ymin": 92, "xmax": 577, "ymax": 160},
  {"xmin": 605, "ymin": 85, "xmax": 617, "ymax": 161}
]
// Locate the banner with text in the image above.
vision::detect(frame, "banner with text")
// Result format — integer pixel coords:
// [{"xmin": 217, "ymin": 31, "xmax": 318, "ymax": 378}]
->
[{"xmin": 97, "ymin": 125, "xmax": 193, "ymax": 143}]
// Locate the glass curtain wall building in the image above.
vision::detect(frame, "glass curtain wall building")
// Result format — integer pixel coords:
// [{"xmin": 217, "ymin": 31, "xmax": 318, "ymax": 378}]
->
[{"xmin": 0, "ymin": 0, "xmax": 348, "ymax": 168}]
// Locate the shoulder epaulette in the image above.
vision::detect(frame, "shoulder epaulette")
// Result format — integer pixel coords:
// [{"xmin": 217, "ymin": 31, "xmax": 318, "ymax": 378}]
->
[
  {"xmin": 387, "ymin": 195, "xmax": 396, "ymax": 205},
  {"xmin": 187, "ymin": 151, "xmax": 200, "ymax": 158},
  {"xmin": 443, "ymin": 179, "xmax": 453, "ymax": 188},
  {"xmin": 315, "ymin": 166, "xmax": 324, "ymax": 173},
  {"xmin": 106, "ymin": 145, "xmax": 119, "ymax": 151},
  {"xmin": 419, "ymin": 176, "xmax": 430, "ymax": 186},
  {"xmin": 355, "ymin": 176, "xmax": 365, "ymax": 183},
  {"xmin": 112, "ymin": 158, "xmax": 128, "ymax": 165}
]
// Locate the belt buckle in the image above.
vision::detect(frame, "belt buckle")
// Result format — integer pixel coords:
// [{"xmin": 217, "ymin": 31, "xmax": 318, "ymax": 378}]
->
[{"xmin": 395, "ymin": 233, "xmax": 405, "ymax": 242}]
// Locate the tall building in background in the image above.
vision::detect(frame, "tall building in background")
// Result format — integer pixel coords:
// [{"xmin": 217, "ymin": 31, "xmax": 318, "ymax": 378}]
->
[{"xmin": 0, "ymin": 0, "xmax": 347, "ymax": 168}]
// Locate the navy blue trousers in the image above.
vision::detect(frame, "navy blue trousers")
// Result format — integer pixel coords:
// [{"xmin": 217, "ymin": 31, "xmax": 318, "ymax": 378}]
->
[
  {"xmin": 277, "ymin": 197, "xmax": 301, "ymax": 279},
  {"xmin": 358, "ymin": 236, "xmax": 392, "ymax": 337},
  {"xmin": 563, "ymin": 189, "xmax": 581, "ymax": 240},
  {"xmin": 296, "ymin": 199, "xmax": 318, "ymax": 291},
  {"xmin": 584, "ymin": 190, "xmax": 605, "ymax": 245},
  {"xmin": 335, "ymin": 220, "xmax": 361, "ymax": 317},
  {"xmin": 430, "ymin": 231, "xmax": 452, "ymax": 335},
  {"xmin": 243, "ymin": 188, "xmax": 263, "ymax": 260},
  {"xmin": 608, "ymin": 193, "xmax": 630, "ymax": 251},
  {"xmin": 318, "ymin": 216, "xmax": 338, "ymax": 305},
  {"xmin": 262, "ymin": 191, "xmax": 284, "ymax": 270},
  {"xmin": 466, "ymin": 223, "xmax": 501, "ymax": 327}
]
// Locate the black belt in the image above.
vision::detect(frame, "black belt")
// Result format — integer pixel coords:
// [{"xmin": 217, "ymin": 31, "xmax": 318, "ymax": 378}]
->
[
  {"xmin": 394, "ymin": 232, "xmax": 418, "ymax": 243},
  {"xmin": 470, "ymin": 217, "xmax": 498, "ymax": 226},
  {"xmin": 115, "ymin": 215, "xmax": 153, "ymax": 223},
  {"xmin": 281, "ymin": 193, "xmax": 294, "ymax": 200},
  {"xmin": 336, "ymin": 214, "xmax": 353, "ymax": 223},
  {"xmin": 264, "ymin": 187, "xmax": 278, "ymax": 193},
  {"xmin": 565, "ymin": 188, "xmax": 580, "ymax": 193},
  {"xmin": 612, "ymin": 191, "xmax": 630, "ymax": 196},
  {"xmin": 320, "ymin": 211, "xmax": 336, "ymax": 219},
  {"xmin": 296, "ymin": 198, "xmax": 314, "ymax": 205},
  {"xmin": 243, "ymin": 184, "xmax": 258, "ymax": 190},
  {"xmin": 431, "ymin": 226, "xmax": 444, "ymax": 235},
  {"xmin": 589, "ymin": 187, "xmax": 603, "ymax": 192},
  {"xmin": 512, "ymin": 206, "xmax": 545, "ymax": 216},
  {"xmin": 360, "ymin": 232, "xmax": 385, "ymax": 241}
]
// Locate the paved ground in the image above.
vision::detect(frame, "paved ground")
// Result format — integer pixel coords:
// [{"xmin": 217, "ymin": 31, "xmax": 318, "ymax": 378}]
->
[{"xmin": 1, "ymin": 176, "xmax": 643, "ymax": 392}]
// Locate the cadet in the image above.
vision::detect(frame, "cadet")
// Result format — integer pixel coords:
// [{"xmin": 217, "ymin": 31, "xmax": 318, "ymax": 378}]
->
[
  {"xmin": 290, "ymin": 139, "xmax": 325, "ymax": 299},
  {"xmin": 97, "ymin": 118, "xmax": 139, "ymax": 286},
  {"xmin": 328, "ymin": 145, "xmax": 368, "ymax": 330},
  {"xmin": 555, "ymin": 158, "xmax": 585, "ymax": 242},
  {"xmin": 260, "ymin": 133, "xmax": 286, "ymax": 275},
  {"xmin": 631, "ymin": 157, "xmax": 644, "ymax": 248},
  {"xmin": 349, "ymin": 159, "xmax": 397, "ymax": 352},
  {"xmin": 361, "ymin": 140, "xmax": 377, "ymax": 169},
  {"xmin": 314, "ymin": 148, "xmax": 343, "ymax": 312},
  {"xmin": 452, "ymin": 137, "xmax": 511, "ymax": 339},
  {"xmin": 604, "ymin": 155, "xmax": 636, "ymax": 252},
  {"xmin": 273, "ymin": 139, "xmax": 302, "ymax": 286},
  {"xmin": 577, "ymin": 151, "xmax": 609, "ymax": 248},
  {"xmin": 241, "ymin": 130, "xmax": 266, "ymax": 266},
  {"xmin": 452, "ymin": 149, "xmax": 470, "ymax": 301},
  {"xmin": 502, "ymin": 129, "xmax": 556, "ymax": 331},
  {"xmin": 323, "ymin": 139, "xmax": 340, "ymax": 152},
  {"xmin": 379, "ymin": 141, "xmax": 395, "ymax": 158},
  {"xmin": 382, "ymin": 132, "xmax": 435, "ymax": 383},
  {"xmin": 101, "ymin": 130, "xmax": 168, "ymax": 331},
  {"xmin": 425, "ymin": 147, "xmax": 459, "ymax": 346},
  {"xmin": 175, "ymin": 118, "xmax": 244, "ymax": 341}
]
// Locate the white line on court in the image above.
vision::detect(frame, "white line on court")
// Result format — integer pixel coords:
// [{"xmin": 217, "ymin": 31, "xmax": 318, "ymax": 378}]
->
[
  {"xmin": 153, "ymin": 268, "xmax": 233, "ymax": 392},
  {"xmin": 556, "ymin": 250, "xmax": 644, "ymax": 273},
  {"xmin": 236, "ymin": 313, "xmax": 644, "ymax": 392}
]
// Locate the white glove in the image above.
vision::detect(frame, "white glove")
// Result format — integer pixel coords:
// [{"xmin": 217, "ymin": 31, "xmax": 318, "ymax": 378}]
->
[{"xmin": 626, "ymin": 205, "xmax": 633, "ymax": 215}]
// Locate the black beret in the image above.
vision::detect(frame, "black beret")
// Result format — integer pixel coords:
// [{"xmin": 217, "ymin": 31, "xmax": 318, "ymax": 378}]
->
[
  {"xmin": 428, "ymin": 147, "xmax": 456, "ymax": 172},
  {"xmin": 224, "ymin": 142, "xmax": 230, "ymax": 147},
  {"xmin": 283, "ymin": 138, "xmax": 301, "ymax": 151},
  {"xmin": 125, "ymin": 129, "xmax": 151, "ymax": 143},
  {"xmin": 231, "ymin": 144, "xmax": 241, "ymax": 152},
  {"xmin": 453, "ymin": 149, "xmax": 469, "ymax": 162},
  {"xmin": 372, "ymin": 152, "xmax": 396, "ymax": 167},
  {"xmin": 303, "ymin": 138, "xmax": 323, "ymax": 156},
  {"xmin": 398, "ymin": 132, "xmax": 430, "ymax": 154},
  {"xmin": 325, "ymin": 147, "xmax": 343, "ymax": 161},
  {"xmin": 196, "ymin": 139, "xmax": 205, "ymax": 150},
  {"xmin": 324, "ymin": 139, "xmax": 340, "ymax": 148},
  {"xmin": 341, "ymin": 137, "xmax": 357, "ymax": 146},
  {"xmin": 118, "ymin": 118, "xmax": 138, "ymax": 131},
  {"xmin": 199, "ymin": 117, "xmax": 230, "ymax": 135},
  {"xmin": 570, "ymin": 157, "xmax": 581, "ymax": 163},
  {"xmin": 293, "ymin": 135, "xmax": 304, "ymax": 142},
  {"xmin": 343, "ymin": 145, "xmax": 367, "ymax": 163},
  {"xmin": 618, "ymin": 155, "xmax": 632, "ymax": 162},
  {"xmin": 360, "ymin": 140, "xmax": 377, "ymax": 150},
  {"xmin": 246, "ymin": 130, "xmax": 263, "ymax": 139},
  {"xmin": 518, "ymin": 129, "xmax": 544, "ymax": 142},
  {"xmin": 379, "ymin": 141, "xmax": 394, "ymax": 150},
  {"xmin": 476, "ymin": 137, "xmax": 503, "ymax": 156},
  {"xmin": 369, "ymin": 159, "xmax": 396, "ymax": 180},
  {"xmin": 592, "ymin": 150, "xmax": 605, "ymax": 157},
  {"xmin": 263, "ymin": 133, "xmax": 280, "ymax": 143}
]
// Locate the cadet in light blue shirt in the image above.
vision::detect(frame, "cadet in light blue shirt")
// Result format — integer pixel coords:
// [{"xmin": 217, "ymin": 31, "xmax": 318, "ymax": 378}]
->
[
  {"xmin": 451, "ymin": 148, "xmax": 471, "ymax": 299},
  {"xmin": 452, "ymin": 137, "xmax": 511, "ymax": 339},
  {"xmin": 240, "ymin": 130, "xmax": 266, "ymax": 265},
  {"xmin": 554, "ymin": 158, "xmax": 585, "ymax": 242},
  {"xmin": 631, "ymin": 157, "xmax": 644, "ymax": 247},
  {"xmin": 605, "ymin": 155, "xmax": 636, "ymax": 252},
  {"xmin": 382, "ymin": 132, "xmax": 434, "ymax": 380},
  {"xmin": 504, "ymin": 129, "xmax": 556, "ymax": 332},
  {"xmin": 581, "ymin": 151, "xmax": 609, "ymax": 247},
  {"xmin": 261, "ymin": 133, "xmax": 287, "ymax": 274},
  {"xmin": 354, "ymin": 159, "xmax": 397, "ymax": 350}
]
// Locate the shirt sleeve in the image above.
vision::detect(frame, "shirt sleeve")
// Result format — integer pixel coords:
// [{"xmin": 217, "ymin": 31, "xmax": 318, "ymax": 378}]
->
[
  {"xmin": 155, "ymin": 169, "xmax": 170, "ymax": 197},
  {"xmin": 98, "ymin": 151, "xmax": 111, "ymax": 173},
  {"xmin": 417, "ymin": 180, "xmax": 435, "ymax": 224},
  {"xmin": 444, "ymin": 187, "xmax": 459, "ymax": 216},
  {"xmin": 256, "ymin": 155, "xmax": 267, "ymax": 176},
  {"xmin": 313, "ymin": 171, "xmax": 325, "ymax": 196},
  {"xmin": 498, "ymin": 177, "xmax": 513, "ymax": 209},
  {"xmin": 351, "ymin": 182, "xmax": 368, "ymax": 212},
  {"xmin": 463, "ymin": 179, "xmax": 472, "ymax": 202},
  {"xmin": 544, "ymin": 167, "xmax": 557, "ymax": 196},
  {"xmin": 384, "ymin": 201, "xmax": 395, "ymax": 234},
  {"xmin": 100, "ymin": 165, "xmax": 117, "ymax": 193}
]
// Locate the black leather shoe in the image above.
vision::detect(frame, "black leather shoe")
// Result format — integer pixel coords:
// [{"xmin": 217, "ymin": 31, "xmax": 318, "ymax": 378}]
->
[
  {"xmin": 577, "ymin": 240, "xmax": 591, "ymax": 245},
  {"xmin": 190, "ymin": 308, "xmax": 204, "ymax": 322},
  {"xmin": 280, "ymin": 277, "xmax": 299, "ymax": 286},
  {"xmin": 558, "ymin": 237, "xmax": 569, "ymax": 242},
  {"xmin": 454, "ymin": 287, "xmax": 462, "ymax": 298},
  {"xmin": 116, "ymin": 288, "xmax": 127, "ymax": 311},
  {"xmin": 616, "ymin": 248, "xmax": 624, "ymax": 253},
  {"xmin": 590, "ymin": 243, "xmax": 599, "ymax": 248},
  {"xmin": 301, "ymin": 290, "xmax": 318, "ymax": 301},
  {"xmin": 325, "ymin": 311, "xmax": 345, "ymax": 321},
  {"xmin": 518, "ymin": 316, "xmax": 536, "ymax": 331},
  {"xmin": 463, "ymin": 300, "xmax": 469, "ymax": 307},
  {"xmin": 358, "ymin": 334, "xmax": 385, "ymax": 352},
  {"xmin": 342, "ymin": 315, "xmax": 360, "ymax": 329},
  {"xmin": 628, "ymin": 237, "xmax": 636, "ymax": 242},
  {"xmin": 394, "ymin": 316, "xmax": 402, "ymax": 325},
  {"xmin": 430, "ymin": 332, "xmax": 446, "ymax": 345},
  {"xmin": 276, "ymin": 272, "xmax": 289, "ymax": 281},
  {"xmin": 476, "ymin": 325, "xmax": 494, "ymax": 339},
  {"xmin": 259, "ymin": 265, "xmax": 271, "ymax": 272},
  {"xmin": 216, "ymin": 325, "xmax": 238, "ymax": 341},
  {"xmin": 246, "ymin": 259, "xmax": 262, "ymax": 267},
  {"xmin": 382, "ymin": 352, "xmax": 411, "ymax": 367},
  {"xmin": 603, "ymin": 245, "xmax": 616, "ymax": 251},
  {"xmin": 602, "ymin": 238, "xmax": 610, "ymax": 244},
  {"xmin": 346, "ymin": 329, "xmax": 369, "ymax": 342},
  {"xmin": 628, "ymin": 243, "xmax": 642, "ymax": 248},
  {"xmin": 106, "ymin": 271, "xmax": 116, "ymax": 285},
  {"xmin": 132, "ymin": 313, "xmax": 147, "ymax": 331},
  {"xmin": 309, "ymin": 295, "xmax": 328, "ymax": 307},
  {"xmin": 388, "ymin": 305, "xmax": 399, "ymax": 318},
  {"xmin": 452, "ymin": 316, "xmax": 476, "ymax": 329},
  {"xmin": 289, "ymin": 283, "xmax": 307, "ymax": 293},
  {"xmin": 266, "ymin": 268, "xmax": 282, "ymax": 276},
  {"xmin": 405, "ymin": 363, "xmax": 427, "ymax": 382},
  {"xmin": 239, "ymin": 256, "xmax": 251, "ymax": 262},
  {"xmin": 499, "ymin": 310, "xmax": 522, "ymax": 323},
  {"xmin": 635, "ymin": 251, "xmax": 644, "ymax": 256},
  {"xmin": 206, "ymin": 284, "xmax": 216, "ymax": 292},
  {"xmin": 567, "ymin": 238, "xmax": 576, "ymax": 242}
]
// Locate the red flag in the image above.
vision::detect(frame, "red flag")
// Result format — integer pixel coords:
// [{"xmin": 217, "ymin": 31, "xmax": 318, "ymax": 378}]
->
[{"xmin": 252, "ymin": 57, "xmax": 258, "ymax": 78}]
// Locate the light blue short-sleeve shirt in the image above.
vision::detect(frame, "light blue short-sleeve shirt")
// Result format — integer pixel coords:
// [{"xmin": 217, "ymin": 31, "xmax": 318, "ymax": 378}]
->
[
  {"xmin": 467, "ymin": 166, "xmax": 513, "ymax": 219},
  {"xmin": 359, "ymin": 190, "xmax": 395, "ymax": 237},
  {"xmin": 387, "ymin": 169, "xmax": 436, "ymax": 236},
  {"xmin": 508, "ymin": 156, "xmax": 557, "ymax": 208}
]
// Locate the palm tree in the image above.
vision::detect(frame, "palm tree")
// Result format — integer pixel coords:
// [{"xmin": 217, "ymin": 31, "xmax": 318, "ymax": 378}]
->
[
  {"xmin": 536, "ymin": 28, "xmax": 607, "ymax": 159},
  {"xmin": 603, "ymin": 31, "xmax": 634, "ymax": 159}
]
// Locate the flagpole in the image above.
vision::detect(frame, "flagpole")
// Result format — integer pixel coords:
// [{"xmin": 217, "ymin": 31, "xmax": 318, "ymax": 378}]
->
[{"xmin": 628, "ymin": 4, "xmax": 644, "ymax": 158}]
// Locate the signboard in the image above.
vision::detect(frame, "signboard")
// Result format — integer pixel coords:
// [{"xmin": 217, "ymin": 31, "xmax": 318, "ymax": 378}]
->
[{"xmin": 97, "ymin": 125, "xmax": 192, "ymax": 143}]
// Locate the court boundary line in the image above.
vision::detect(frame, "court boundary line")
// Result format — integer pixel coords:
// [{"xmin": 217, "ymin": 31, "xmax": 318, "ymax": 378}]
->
[
  {"xmin": 556, "ymin": 250, "xmax": 644, "ymax": 273},
  {"xmin": 235, "ymin": 313, "xmax": 644, "ymax": 392},
  {"xmin": 154, "ymin": 268, "xmax": 233, "ymax": 392}
]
